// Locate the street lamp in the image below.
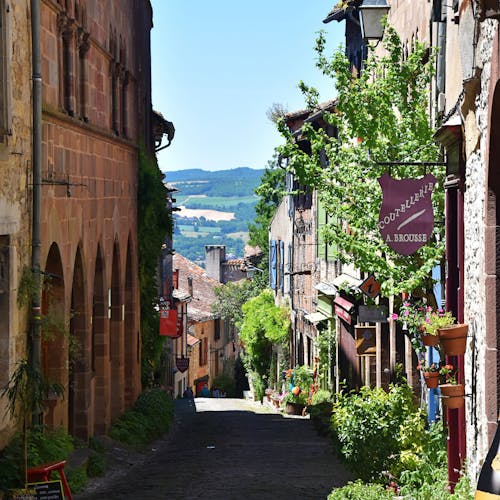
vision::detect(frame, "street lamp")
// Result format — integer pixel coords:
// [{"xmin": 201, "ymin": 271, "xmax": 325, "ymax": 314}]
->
[
  {"xmin": 359, "ymin": 0, "xmax": 390, "ymax": 42},
  {"xmin": 245, "ymin": 265, "xmax": 263, "ymax": 280}
]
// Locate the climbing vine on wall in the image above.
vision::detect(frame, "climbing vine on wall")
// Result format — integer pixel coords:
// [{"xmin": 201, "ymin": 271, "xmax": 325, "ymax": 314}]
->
[{"xmin": 137, "ymin": 147, "xmax": 172, "ymax": 387}]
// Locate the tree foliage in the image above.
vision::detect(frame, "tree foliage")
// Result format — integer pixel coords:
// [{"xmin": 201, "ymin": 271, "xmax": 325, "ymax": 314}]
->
[
  {"xmin": 277, "ymin": 26, "xmax": 443, "ymax": 296},
  {"xmin": 239, "ymin": 290, "xmax": 290, "ymax": 379},
  {"xmin": 137, "ymin": 147, "xmax": 172, "ymax": 386},
  {"xmin": 212, "ymin": 279, "xmax": 263, "ymax": 329}
]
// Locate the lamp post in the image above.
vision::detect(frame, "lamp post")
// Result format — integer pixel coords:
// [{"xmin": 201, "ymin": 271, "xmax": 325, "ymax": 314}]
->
[
  {"xmin": 245, "ymin": 265, "xmax": 263, "ymax": 280},
  {"xmin": 359, "ymin": 0, "xmax": 390, "ymax": 42}
]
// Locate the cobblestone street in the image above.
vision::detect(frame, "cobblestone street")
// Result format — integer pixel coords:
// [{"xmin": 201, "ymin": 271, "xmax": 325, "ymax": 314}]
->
[{"xmin": 75, "ymin": 398, "xmax": 352, "ymax": 500}]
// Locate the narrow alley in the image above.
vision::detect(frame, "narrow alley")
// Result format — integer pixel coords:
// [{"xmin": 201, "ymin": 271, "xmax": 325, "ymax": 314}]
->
[{"xmin": 75, "ymin": 398, "xmax": 352, "ymax": 500}]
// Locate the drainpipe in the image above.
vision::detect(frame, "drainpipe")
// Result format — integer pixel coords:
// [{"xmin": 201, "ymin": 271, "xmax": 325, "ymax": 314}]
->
[{"xmin": 30, "ymin": 0, "xmax": 42, "ymax": 424}]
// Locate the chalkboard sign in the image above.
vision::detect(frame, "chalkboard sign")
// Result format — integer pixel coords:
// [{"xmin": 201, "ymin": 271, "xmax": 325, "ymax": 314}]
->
[{"xmin": 27, "ymin": 480, "xmax": 64, "ymax": 499}]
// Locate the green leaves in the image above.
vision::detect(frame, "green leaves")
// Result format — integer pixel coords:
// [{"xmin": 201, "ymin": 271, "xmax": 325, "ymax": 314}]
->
[
  {"xmin": 278, "ymin": 25, "xmax": 444, "ymax": 296},
  {"xmin": 239, "ymin": 290, "xmax": 290, "ymax": 379}
]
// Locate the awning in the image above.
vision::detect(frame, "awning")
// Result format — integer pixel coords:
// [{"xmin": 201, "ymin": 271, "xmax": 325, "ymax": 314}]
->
[
  {"xmin": 187, "ymin": 334, "xmax": 200, "ymax": 347},
  {"xmin": 304, "ymin": 311, "xmax": 329, "ymax": 323},
  {"xmin": 315, "ymin": 281, "xmax": 337, "ymax": 296},
  {"xmin": 334, "ymin": 296, "xmax": 355, "ymax": 312},
  {"xmin": 434, "ymin": 115, "xmax": 462, "ymax": 148},
  {"xmin": 332, "ymin": 273, "xmax": 362, "ymax": 290}
]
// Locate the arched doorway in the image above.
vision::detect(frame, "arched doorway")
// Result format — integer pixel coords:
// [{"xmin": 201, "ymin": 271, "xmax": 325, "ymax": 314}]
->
[
  {"xmin": 42, "ymin": 243, "xmax": 66, "ymax": 428},
  {"xmin": 124, "ymin": 237, "xmax": 138, "ymax": 407},
  {"xmin": 110, "ymin": 241, "xmax": 124, "ymax": 421},
  {"xmin": 92, "ymin": 245, "xmax": 108, "ymax": 435},
  {"xmin": 69, "ymin": 246, "xmax": 88, "ymax": 439}
]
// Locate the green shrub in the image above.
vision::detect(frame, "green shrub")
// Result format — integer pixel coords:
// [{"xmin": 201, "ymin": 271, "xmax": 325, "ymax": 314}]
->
[
  {"xmin": 108, "ymin": 388, "xmax": 174, "ymax": 447},
  {"xmin": 311, "ymin": 389, "xmax": 333, "ymax": 405},
  {"xmin": 86, "ymin": 450, "xmax": 106, "ymax": 478},
  {"xmin": 65, "ymin": 466, "xmax": 87, "ymax": 493},
  {"xmin": 330, "ymin": 383, "xmax": 424, "ymax": 482},
  {"xmin": 396, "ymin": 420, "xmax": 447, "ymax": 494},
  {"xmin": 328, "ymin": 480, "xmax": 394, "ymax": 499},
  {"xmin": 0, "ymin": 426, "xmax": 76, "ymax": 492}
]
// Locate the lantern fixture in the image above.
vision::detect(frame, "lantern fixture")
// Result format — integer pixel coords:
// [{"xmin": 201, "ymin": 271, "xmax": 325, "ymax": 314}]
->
[{"xmin": 359, "ymin": 0, "xmax": 390, "ymax": 42}]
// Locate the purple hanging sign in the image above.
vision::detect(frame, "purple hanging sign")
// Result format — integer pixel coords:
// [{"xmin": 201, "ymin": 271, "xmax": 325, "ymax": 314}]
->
[
  {"xmin": 176, "ymin": 357, "xmax": 189, "ymax": 373},
  {"xmin": 378, "ymin": 173, "xmax": 436, "ymax": 256}
]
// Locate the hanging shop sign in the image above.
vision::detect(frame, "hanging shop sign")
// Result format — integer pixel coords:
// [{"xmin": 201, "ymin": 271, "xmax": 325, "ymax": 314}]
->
[
  {"xmin": 159, "ymin": 308, "xmax": 179, "ymax": 337},
  {"xmin": 355, "ymin": 325, "xmax": 376, "ymax": 355},
  {"xmin": 359, "ymin": 274, "xmax": 381, "ymax": 299},
  {"xmin": 176, "ymin": 357, "xmax": 189, "ymax": 373},
  {"xmin": 334, "ymin": 296, "xmax": 354, "ymax": 325},
  {"xmin": 358, "ymin": 305, "xmax": 388, "ymax": 323},
  {"xmin": 378, "ymin": 173, "xmax": 437, "ymax": 256}
]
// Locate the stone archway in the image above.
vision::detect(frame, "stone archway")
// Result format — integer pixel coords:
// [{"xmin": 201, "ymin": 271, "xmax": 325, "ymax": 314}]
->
[
  {"xmin": 124, "ymin": 236, "xmax": 138, "ymax": 407},
  {"xmin": 110, "ymin": 240, "xmax": 124, "ymax": 421},
  {"xmin": 92, "ymin": 245, "xmax": 109, "ymax": 435},
  {"xmin": 69, "ymin": 246, "xmax": 88, "ymax": 439},
  {"xmin": 42, "ymin": 243, "xmax": 66, "ymax": 428}
]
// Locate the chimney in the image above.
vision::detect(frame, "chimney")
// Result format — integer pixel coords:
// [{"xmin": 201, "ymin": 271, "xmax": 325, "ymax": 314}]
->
[
  {"xmin": 187, "ymin": 276, "xmax": 193, "ymax": 297},
  {"xmin": 205, "ymin": 245, "xmax": 226, "ymax": 282}
]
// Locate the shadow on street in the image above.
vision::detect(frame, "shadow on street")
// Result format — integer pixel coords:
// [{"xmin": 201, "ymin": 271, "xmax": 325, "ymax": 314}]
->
[{"xmin": 75, "ymin": 398, "xmax": 352, "ymax": 500}]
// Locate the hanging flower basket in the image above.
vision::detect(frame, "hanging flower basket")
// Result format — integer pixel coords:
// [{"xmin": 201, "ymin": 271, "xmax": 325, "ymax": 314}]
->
[
  {"xmin": 438, "ymin": 324, "xmax": 468, "ymax": 356},
  {"xmin": 439, "ymin": 383, "xmax": 465, "ymax": 409},
  {"xmin": 423, "ymin": 371, "xmax": 440, "ymax": 389}
]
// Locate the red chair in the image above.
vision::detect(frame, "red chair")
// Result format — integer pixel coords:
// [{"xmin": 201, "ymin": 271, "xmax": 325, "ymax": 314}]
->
[{"xmin": 27, "ymin": 460, "xmax": 72, "ymax": 499}]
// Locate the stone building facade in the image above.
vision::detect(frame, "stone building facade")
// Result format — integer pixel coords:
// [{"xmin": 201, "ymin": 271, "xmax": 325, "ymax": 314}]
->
[
  {"xmin": 0, "ymin": 0, "xmax": 35, "ymax": 448},
  {"xmin": 37, "ymin": 0, "xmax": 158, "ymax": 439},
  {"xmin": 0, "ymin": 0, "xmax": 161, "ymax": 446}
]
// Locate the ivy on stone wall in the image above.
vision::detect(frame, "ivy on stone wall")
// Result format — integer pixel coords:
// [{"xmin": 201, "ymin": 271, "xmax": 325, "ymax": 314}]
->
[{"xmin": 138, "ymin": 147, "xmax": 172, "ymax": 387}]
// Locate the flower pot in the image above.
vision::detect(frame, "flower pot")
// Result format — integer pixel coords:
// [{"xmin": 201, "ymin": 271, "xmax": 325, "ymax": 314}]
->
[
  {"xmin": 285, "ymin": 401, "xmax": 306, "ymax": 416},
  {"xmin": 438, "ymin": 324, "xmax": 468, "ymax": 356},
  {"xmin": 423, "ymin": 371, "xmax": 440, "ymax": 389},
  {"xmin": 439, "ymin": 383, "xmax": 465, "ymax": 409},
  {"xmin": 421, "ymin": 334, "xmax": 439, "ymax": 347}
]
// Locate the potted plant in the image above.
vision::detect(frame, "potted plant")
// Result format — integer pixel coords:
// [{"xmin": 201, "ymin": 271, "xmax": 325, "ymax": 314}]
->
[
  {"xmin": 438, "ymin": 322, "xmax": 469, "ymax": 356},
  {"xmin": 421, "ymin": 309, "xmax": 454, "ymax": 347},
  {"xmin": 438, "ymin": 364, "xmax": 465, "ymax": 409},
  {"xmin": 283, "ymin": 365, "xmax": 313, "ymax": 415},
  {"xmin": 416, "ymin": 360, "xmax": 441, "ymax": 389},
  {"xmin": 393, "ymin": 300, "xmax": 431, "ymax": 352}
]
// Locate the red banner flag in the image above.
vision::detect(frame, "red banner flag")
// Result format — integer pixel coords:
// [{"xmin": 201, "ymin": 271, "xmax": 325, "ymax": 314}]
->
[{"xmin": 159, "ymin": 309, "xmax": 180, "ymax": 337}]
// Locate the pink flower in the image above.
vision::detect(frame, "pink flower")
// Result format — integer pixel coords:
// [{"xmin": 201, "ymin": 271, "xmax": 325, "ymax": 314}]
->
[{"xmin": 390, "ymin": 313, "xmax": 399, "ymax": 320}]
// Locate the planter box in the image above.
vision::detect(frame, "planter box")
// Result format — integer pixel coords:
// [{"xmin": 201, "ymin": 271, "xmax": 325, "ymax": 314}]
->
[{"xmin": 285, "ymin": 402, "xmax": 305, "ymax": 416}]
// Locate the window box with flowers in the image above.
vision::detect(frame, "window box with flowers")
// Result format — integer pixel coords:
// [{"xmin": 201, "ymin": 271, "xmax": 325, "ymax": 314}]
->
[{"xmin": 438, "ymin": 364, "xmax": 464, "ymax": 409}]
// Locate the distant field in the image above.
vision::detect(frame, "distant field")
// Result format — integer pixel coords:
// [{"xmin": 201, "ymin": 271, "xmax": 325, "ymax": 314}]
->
[
  {"xmin": 178, "ymin": 207, "xmax": 235, "ymax": 221},
  {"xmin": 175, "ymin": 195, "xmax": 257, "ymax": 208},
  {"xmin": 228, "ymin": 231, "xmax": 249, "ymax": 242},
  {"xmin": 178, "ymin": 225, "xmax": 221, "ymax": 234}
]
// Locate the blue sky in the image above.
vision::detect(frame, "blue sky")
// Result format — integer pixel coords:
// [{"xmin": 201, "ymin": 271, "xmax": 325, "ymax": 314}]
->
[{"xmin": 150, "ymin": 1, "xmax": 344, "ymax": 172}]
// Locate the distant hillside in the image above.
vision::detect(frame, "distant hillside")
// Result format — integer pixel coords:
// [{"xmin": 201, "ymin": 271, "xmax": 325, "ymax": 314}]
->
[
  {"xmin": 165, "ymin": 167, "xmax": 264, "ymax": 198},
  {"xmin": 165, "ymin": 167, "xmax": 264, "ymax": 263}
]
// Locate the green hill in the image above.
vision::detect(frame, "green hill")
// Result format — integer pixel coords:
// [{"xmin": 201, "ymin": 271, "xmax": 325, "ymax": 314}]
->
[
  {"xmin": 165, "ymin": 167, "xmax": 264, "ymax": 262},
  {"xmin": 165, "ymin": 167, "xmax": 264, "ymax": 198}
]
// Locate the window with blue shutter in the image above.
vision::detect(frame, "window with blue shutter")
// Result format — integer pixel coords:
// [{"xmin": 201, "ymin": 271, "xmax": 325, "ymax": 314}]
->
[
  {"xmin": 279, "ymin": 240, "xmax": 285, "ymax": 293},
  {"xmin": 270, "ymin": 240, "xmax": 277, "ymax": 290}
]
